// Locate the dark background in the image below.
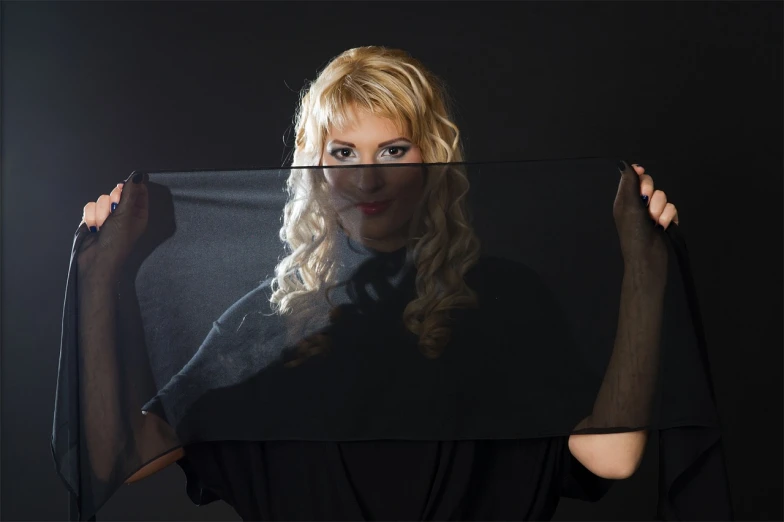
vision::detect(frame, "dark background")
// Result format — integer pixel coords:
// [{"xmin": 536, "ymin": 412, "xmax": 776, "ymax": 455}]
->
[{"xmin": 2, "ymin": 1, "xmax": 781, "ymax": 520}]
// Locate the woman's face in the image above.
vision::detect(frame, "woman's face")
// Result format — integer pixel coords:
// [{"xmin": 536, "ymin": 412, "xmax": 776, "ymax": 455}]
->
[{"xmin": 321, "ymin": 108, "xmax": 425, "ymax": 253}]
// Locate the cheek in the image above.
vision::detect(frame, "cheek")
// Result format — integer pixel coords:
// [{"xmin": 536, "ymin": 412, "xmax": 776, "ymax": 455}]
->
[
  {"xmin": 390, "ymin": 173, "xmax": 425, "ymax": 213},
  {"xmin": 322, "ymin": 173, "xmax": 353, "ymax": 209},
  {"xmin": 323, "ymin": 172, "xmax": 347, "ymax": 190}
]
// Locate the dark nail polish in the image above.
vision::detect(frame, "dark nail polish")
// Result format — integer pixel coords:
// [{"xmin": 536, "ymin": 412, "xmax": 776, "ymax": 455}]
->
[
  {"xmin": 641, "ymin": 194, "xmax": 649, "ymax": 205},
  {"xmin": 132, "ymin": 172, "xmax": 143, "ymax": 184},
  {"xmin": 111, "ymin": 202, "xmax": 118, "ymax": 213},
  {"xmin": 89, "ymin": 226, "xmax": 97, "ymax": 233},
  {"xmin": 617, "ymin": 161, "xmax": 627, "ymax": 171}
]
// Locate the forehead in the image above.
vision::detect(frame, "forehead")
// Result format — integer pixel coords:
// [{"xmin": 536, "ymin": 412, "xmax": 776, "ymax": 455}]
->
[{"xmin": 325, "ymin": 107, "xmax": 407, "ymax": 141}]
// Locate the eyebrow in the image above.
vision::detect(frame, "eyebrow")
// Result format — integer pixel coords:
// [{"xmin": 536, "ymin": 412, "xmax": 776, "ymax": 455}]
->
[{"xmin": 328, "ymin": 137, "xmax": 412, "ymax": 148}]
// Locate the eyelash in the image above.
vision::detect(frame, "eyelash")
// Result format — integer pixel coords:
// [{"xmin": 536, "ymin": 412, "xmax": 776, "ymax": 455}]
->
[{"xmin": 329, "ymin": 146, "xmax": 410, "ymax": 160}]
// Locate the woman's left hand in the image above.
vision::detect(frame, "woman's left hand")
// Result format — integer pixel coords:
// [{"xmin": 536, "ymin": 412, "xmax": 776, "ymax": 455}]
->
[{"xmin": 633, "ymin": 164, "xmax": 679, "ymax": 229}]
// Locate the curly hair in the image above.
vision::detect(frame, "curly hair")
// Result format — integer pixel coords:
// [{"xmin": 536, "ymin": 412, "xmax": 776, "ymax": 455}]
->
[{"xmin": 269, "ymin": 46, "xmax": 481, "ymax": 362}]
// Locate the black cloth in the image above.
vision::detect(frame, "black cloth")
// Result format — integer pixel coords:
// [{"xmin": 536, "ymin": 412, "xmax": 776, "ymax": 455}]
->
[
  {"xmin": 52, "ymin": 159, "xmax": 732, "ymax": 520},
  {"xmin": 176, "ymin": 437, "xmax": 608, "ymax": 521}
]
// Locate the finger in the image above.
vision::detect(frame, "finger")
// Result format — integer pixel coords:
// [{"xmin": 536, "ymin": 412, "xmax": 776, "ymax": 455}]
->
[
  {"xmin": 83, "ymin": 202, "xmax": 97, "ymax": 231},
  {"xmin": 659, "ymin": 202, "xmax": 678, "ymax": 229},
  {"xmin": 639, "ymin": 173, "xmax": 654, "ymax": 200},
  {"xmin": 632, "ymin": 164, "xmax": 645, "ymax": 174},
  {"xmin": 95, "ymin": 195, "xmax": 112, "ymax": 228},
  {"xmin": 649, "ymin": 189, "xmax": 667, "ymax": 222},
  {"xmin": 110, "ymin": 183, "xmax": 124, "ymax": 213}
]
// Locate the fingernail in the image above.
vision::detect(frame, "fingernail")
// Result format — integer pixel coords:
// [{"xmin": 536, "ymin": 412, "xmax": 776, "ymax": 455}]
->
[
  {"xmin": 132, "ymin": 172, "xmax": 143, "ymax": 184},
  {"xmin": 617, "ymin": 160, "xmax": 627, "ymax": 171},
  {"xmin": 111, "ymin": 202, "xmax": 118, "ymax": 213},
  {"xmin": 89, "ymin": 226, "xmax": 97, "ymax": 233},
  {"xmin": 641, "ymin": 194, "xmax": 649, "ymax": 205}
]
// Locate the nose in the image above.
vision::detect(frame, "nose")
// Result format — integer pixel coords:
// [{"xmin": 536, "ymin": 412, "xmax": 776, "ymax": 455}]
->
[{"xmin": 356, "ymin": 169, "xmax": 384, "ymax": 193}]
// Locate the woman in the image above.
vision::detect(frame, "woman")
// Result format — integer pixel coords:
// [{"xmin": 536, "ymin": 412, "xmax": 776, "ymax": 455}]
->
[{"xmin": 78, "ymin": 46, "xmax": 680, "ymax": 520}]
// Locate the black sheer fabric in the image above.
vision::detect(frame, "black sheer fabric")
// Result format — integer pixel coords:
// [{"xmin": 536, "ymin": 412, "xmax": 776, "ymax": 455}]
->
[{"xmin": 52, "ymin": 158, "xmax": 731, "ymax": 520}]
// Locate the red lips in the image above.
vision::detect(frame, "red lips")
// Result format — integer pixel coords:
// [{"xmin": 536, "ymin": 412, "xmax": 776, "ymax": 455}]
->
[{"xmin": 356, "ymin": 200, "xmax": 392, "ymax": 215}]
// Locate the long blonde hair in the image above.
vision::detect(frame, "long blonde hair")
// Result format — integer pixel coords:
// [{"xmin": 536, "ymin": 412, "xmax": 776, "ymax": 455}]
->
[{"xmin": 270, "ymin": 46, "xmax": 481, "ymax": 359}]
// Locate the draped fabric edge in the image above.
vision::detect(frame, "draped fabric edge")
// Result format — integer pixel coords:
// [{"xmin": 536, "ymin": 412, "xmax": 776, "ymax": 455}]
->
[
  {"xmin": 52, "ymin": 224, "xmax": 89, "ymax": 521},
  {"xmin": 654, "ymin": 225, "xmax": 733, "ymax": 520}
]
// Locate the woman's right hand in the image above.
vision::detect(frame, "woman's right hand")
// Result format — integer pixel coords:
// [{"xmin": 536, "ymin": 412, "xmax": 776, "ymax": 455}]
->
[{"xmin": 77, "ymin": 172, "xmax": 150, "ymax": 276}]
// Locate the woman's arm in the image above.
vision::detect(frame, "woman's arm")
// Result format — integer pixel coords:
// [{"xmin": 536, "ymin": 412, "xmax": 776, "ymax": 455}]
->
[
  {"xmin": 125, "ymin": 446, "xmax": 185, "ymax": 484},
  {"xmin": 568, "ymin": 428, "xmax": 647, "ymax": 480},
  {"xmin": 567, "ymin": 260, "xmax": 666, "ymax": 479},
  {"xmin": 78, "ymin": 267, "xmax": 129, "ymax": 481},
  {"xmin": 78, "ymin": 265, "xmax": 180, "ymax": 483}
]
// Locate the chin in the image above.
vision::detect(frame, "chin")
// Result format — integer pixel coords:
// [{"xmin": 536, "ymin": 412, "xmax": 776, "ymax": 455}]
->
[{"xmin": 357, "ymin": 226, "xmax": 394, "ymax": 241}]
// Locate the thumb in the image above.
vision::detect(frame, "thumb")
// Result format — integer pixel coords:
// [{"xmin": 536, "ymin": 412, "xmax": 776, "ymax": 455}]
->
[
  {"xmin": 96, "ymin": 171, "xmax": 149, "ymax": 257},
  {"xmin": 114, "ymin": 171, "xmax": 149, "ymax": 221},
  {"xmin": 616, "ymin": 160, "xmax": 641, "ymax": 201},
  {"xmin": 613, "ymin": 159, "xmax": 646, "ymax": 229}
]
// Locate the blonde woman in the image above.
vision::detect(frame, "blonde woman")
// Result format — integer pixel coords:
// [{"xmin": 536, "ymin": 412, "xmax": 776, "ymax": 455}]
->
[{"xmin": 78, "ymin": 46, "xmax": 680, "ymax": 520}]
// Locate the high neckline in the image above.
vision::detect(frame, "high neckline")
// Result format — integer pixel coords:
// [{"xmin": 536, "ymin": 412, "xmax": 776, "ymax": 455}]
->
[
  {"xmin": 339, "ymin": 225, "xmax": 408, "ymax": 258},
  {"xmin": 336, "ymin": 225, "xmax": 411, "ymax": 282}
]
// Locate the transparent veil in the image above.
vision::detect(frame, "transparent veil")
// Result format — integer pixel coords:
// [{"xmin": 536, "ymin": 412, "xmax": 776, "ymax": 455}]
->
[{"xmin": 52, "ymin": 159, "xmax": 729, "ymax": 520}]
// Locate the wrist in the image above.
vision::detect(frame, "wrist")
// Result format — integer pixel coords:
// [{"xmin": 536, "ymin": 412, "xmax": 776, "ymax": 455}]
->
[{"xmin": 77, "ymin": 261, "xmax": 122, "ymax": 285}]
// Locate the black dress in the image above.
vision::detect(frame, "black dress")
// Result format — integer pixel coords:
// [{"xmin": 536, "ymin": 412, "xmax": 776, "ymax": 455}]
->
[
  {"xmin": 164, "ymin": 245, "xmax": 613, "ymax": 521},
  {"xmin": 177, "ymin": 436, "xmax": 611, "ymax": 520}
]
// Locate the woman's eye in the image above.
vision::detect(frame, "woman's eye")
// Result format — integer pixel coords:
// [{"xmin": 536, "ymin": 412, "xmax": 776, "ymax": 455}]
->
[
  {"xmin": 383, "ymin": 146, "xmax": 408, "ymax": 157},
  {"xmin": 330, "ymin": 148, "xmax": 354, "ymax": 159}
]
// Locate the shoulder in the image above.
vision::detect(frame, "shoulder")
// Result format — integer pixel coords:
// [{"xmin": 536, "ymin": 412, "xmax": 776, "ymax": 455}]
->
[
  {"xmin": 213, "ymin": 277, "xmax": 276, "ymax": 334},
  {"xmin": 469, "ymin": 256, "xmax": 548, "ymax": 293},
  {"xmin": 466, "ymin": 256, "xmax": 565, "ymax": 316},
  {"xmin": 474, "ymin": 255, "xmax": 539, "ymax": 279}
]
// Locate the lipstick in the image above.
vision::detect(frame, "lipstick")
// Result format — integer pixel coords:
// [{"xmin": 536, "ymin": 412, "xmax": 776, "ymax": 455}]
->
[{"xmin": 356, "ymin": 200, "xmax": 391, "ymax": 215}]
